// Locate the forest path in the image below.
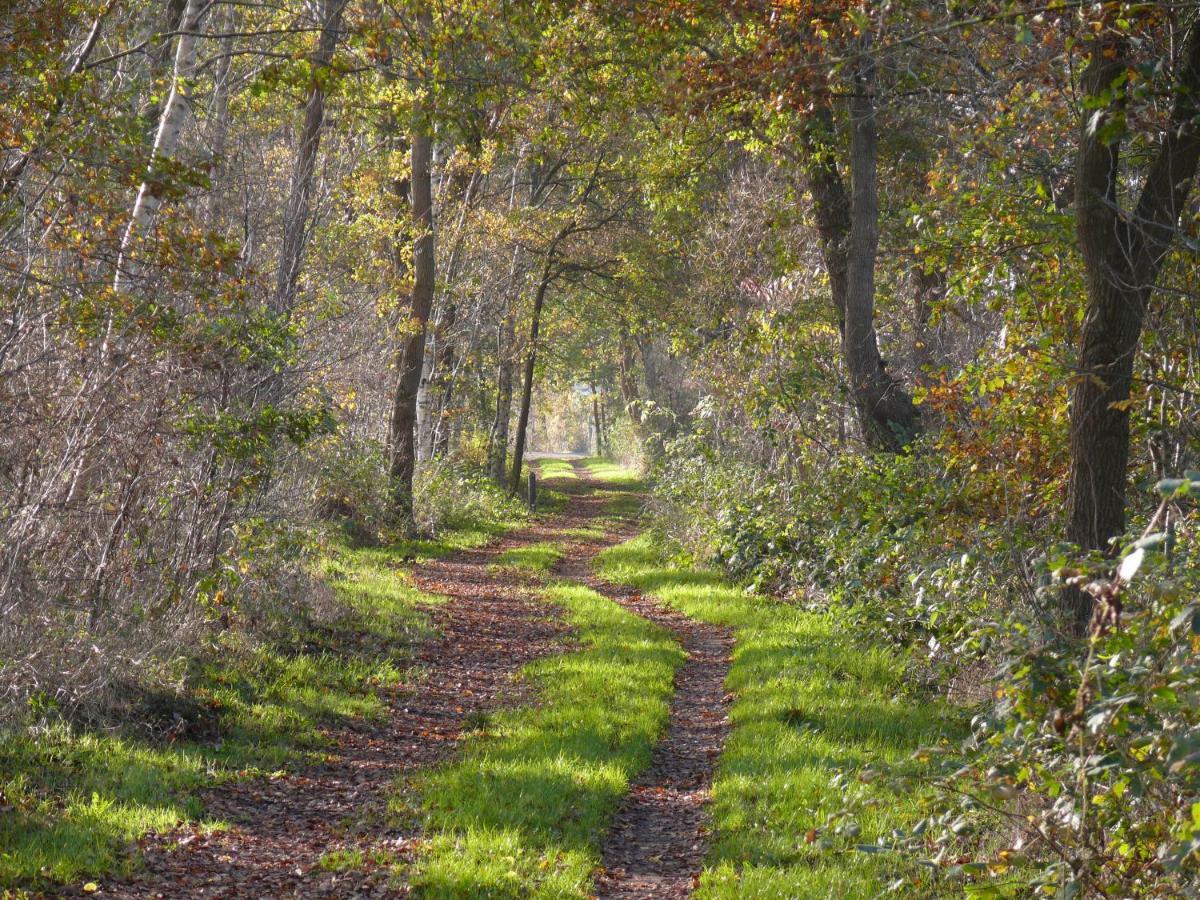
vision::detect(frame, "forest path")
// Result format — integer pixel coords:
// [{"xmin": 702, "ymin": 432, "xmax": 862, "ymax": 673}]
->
[
  {"xmin": 566, "ymin": 463, "xmax": 734, "ymax": 899},
  {"xmin": 103, "ymin": 464, "xmax": 731, "ymax": 898},
  {"xmin": 103, "ymin": 473, "xmax": 594, "ymax": 897}
]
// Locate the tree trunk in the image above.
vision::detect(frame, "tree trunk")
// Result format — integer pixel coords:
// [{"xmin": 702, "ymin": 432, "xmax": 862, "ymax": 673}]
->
[
  {"xmin": 488, "ymin": 308, "xmax": 516, "ymax": 484},
  {"xmin": 271, "ymin": 0, "xmax": 344, "ymax": 317},
  {"xmin": 843, "ymin": 49, "xmax": 919, "ymax": 451},
  {"xmin": 486, "ymin": 163, "xmax": 526, "ymax": 484},
  {"xmin": 113, "ymin": 0, "xmax": 208, "ymax": 291},
  {"xmin": 618, "ymin": 327, "xmax": 641, "ymax": 419},
  {"xmin": 509, "ymin": 262, "xmax": 553, "ymax": 494},
  {"xmin": 599, "ymin": 387, "xmax": 609, "ymax": 455},
  {"xmin": 422, "ymin": 165, "xmax": 481, "ymax": 458},
  {"xmin": 1065, "ymin": 23, "xmax": 1200, "ymax": 628},
  {"xmin": 591, "ymin": 382, "xmax": 603, "ymax": 455},
  {"xmin": 388, "ymin": 66, "xmax": 435, "ymax": 530}
]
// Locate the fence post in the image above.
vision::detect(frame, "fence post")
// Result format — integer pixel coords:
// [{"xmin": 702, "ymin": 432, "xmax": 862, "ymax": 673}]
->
[{"xmin": 527, "ymin": 470, "xmax": 537, "ymax": 511}]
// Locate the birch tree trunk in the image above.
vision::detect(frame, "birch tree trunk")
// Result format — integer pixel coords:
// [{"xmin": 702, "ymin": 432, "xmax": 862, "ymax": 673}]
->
[
  {"xmin": 113, "ymin": 0, "xmax": 208, "ymax": 292},
  {"xmin": 271, "ymin": 0, "xmax": 345, "ymax": 317}
]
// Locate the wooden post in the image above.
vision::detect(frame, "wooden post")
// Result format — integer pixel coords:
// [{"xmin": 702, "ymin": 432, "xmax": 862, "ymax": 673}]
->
[{"xmin": 527, "ymin": 470, "xmax": 537, "ymax": 511}]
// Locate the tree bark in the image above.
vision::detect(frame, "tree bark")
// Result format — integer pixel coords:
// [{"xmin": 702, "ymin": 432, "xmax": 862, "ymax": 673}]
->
[
  {"xmin": 618, "ymin": 326, "xmax": 641, "ymax": 418},
  {"xmin": 591, "ymin": 382, "xmax": 603, "ymax": 455},
  {"xmin": 388, "ymin": 38, "xmax": 436, "ymax": 530},
  {"xmin": 271, "ymin": 0, "xmax": 344, "ymax": 318},
  {"xmin": 509, "ymin": 259, "xmax": 553, "ymax": 494},
  {"xmin": 843, "ymin": 49, "xmax": 919, "ymax": 450},
  {"xmin": 113, "ymin": 0, "xmax": 208, "ymax": 291},
  {"xmin": 1065, "ymin": 22, "xmax": 1200, "ymax": 627},
  {"xmin": 486, "ymin": 161, "xmax": 526, "ymax": 484},
  {"xmin": 421, "ymin": 164, "xmax": 481, "ymax": 458},
  {"xmin": 487, "ymin": 307, "xmax": 516, "ymax": 484},
  {"xmin": 803, "ymin": 54, "xmax": 918, "ymax": 452}
]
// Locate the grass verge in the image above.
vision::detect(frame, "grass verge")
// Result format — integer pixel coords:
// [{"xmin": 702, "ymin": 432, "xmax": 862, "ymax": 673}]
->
[
  {"xmin": 580, "ymin": 458, "xmax": 643, "ymax": 487},
  {"xmin": 0, "ymin": 534, "xmax": 478, "ymax": 893},
  {"xmin": 400, "ymin": 581, "xmax": 684, "ymax": 897},
  {"xmin": 596, "ymin": 534, "xmax": 963, "ymax": 898},
  {"xmin": 530, "ymin": 457, "xmax": 579, "ymax": 482}
]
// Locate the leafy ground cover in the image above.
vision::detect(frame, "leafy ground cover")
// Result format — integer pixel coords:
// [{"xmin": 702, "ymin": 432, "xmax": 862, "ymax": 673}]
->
[
  {"xmin": 402, "ymin": 581, "xmax": 683, "ymax": 897},
  {"xmin": 596, "ymin": 534, "xmax": 964, "ymax": 898}
]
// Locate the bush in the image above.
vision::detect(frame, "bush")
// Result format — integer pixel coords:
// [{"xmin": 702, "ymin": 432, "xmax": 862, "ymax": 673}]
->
[
  {"xmin": 413, "ymin": 456, "xmax": 527, "ymax": 535},
  {"xmin": 651, "ymin": 422, "xmax": 1200, "ymax": 895},
  {"xmin": 907, "ymin": 482, "xmax": 1200, "ymax": 897}
]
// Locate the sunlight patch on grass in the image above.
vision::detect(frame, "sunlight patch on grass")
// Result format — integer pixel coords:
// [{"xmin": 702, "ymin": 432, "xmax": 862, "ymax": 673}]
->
[
  {"xmin": 402, "ymin": 581, "xmax": 684, "ymax": 897},
  {"xmin": 530, "ymin": 458, "xmax": 579, "ymax": 481},
  {"xmin": 491, "ymin": 542, "xmax": 564, "ymax": 573},
  {"xmin": 596, "ymin": 534, "xmax": 963, "ymax": 899},
  {"xmin": 581, "ymin": 458, "xmax": 642, "ymax": 487},
  {"xmin": 599, "ymin": 489, "xmax": 645, "ymax": 521}
]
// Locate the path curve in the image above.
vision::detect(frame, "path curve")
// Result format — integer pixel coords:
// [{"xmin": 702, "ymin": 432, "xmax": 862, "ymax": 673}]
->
[
  {"xmin": 102, "ymin": 482, "xmax": 602, "ymax": 898},
  {"xmin": 97, "ymin": 465, "xmax": 733, "ymax": 899}
]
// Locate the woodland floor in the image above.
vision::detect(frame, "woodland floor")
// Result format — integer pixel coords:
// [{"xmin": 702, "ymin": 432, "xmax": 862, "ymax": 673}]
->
[{"xmin": 95, "ymin": 461, "xmax": 734, "ymax": 898}]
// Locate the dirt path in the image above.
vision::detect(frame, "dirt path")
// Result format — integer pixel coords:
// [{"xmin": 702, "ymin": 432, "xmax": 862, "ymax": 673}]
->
[
  {"xmin": 589, "ymin": 591, "xmax": 732, "ymax": 899},
  {"xmin": 101, "ymin": 466, "xmax": 733, "ymax": 898},
  {"xmin": 104, "ymin": 480, "xmax": 603, "ymax": 898},
  {"xmin": 556, "ymin": 465, "xmax": 734, "ymax": 899}
]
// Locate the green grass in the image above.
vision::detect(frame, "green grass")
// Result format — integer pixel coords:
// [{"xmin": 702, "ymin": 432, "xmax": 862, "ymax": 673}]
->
[
  {"xmin": 491, "ymin": 541, "xmax": 564, "ymax": 573},
  {"xmin": 401, "ymin": 581, "xmax": 684, "ymax": 897},
  {"xmin": 530, "ymin": 458, "xmax": 579, "ymax": 482},
  {"xmin": 0, "ymin": 539, "xmax": 457, "ymax": 893},
  {"xmin": 596, "ymin": 534, "xmax": 963, "ymax": 899},
  {"xmin": 580, "ymin": 458, "xmax": 642, "ymax": 487}
]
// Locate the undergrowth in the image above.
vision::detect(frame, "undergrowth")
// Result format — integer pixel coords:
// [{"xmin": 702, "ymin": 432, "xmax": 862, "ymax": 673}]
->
[
  {"xmin": 0, "ymin": 493, "xmax": 521, "ymax": 893},
  {"xmin": 596, "ymin": 533, "xmax": 963, "ymax": 898}
]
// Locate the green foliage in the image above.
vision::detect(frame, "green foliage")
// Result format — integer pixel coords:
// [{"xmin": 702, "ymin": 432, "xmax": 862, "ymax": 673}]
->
[
  {"xmin": 414, "ymin": 457, "xmax": 531, "ymax": 537},
  {"xmin": 901, "ymin": 489, "xmax": 1200, "ymax": 897},
  {"xmin": 665, "ymin": 447, "xmax": 1200, "ymax": 895},
  {"xmin": 651, "ymin": 433, "xmax": 1035, "ymax": 684}
]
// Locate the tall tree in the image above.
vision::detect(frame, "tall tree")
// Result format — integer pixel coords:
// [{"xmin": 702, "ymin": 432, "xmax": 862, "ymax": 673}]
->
[
  {"xmin": 387, "ymin": 3, "xmax": 436, "ymax": 530},
  {"xmin": 1065, "ymin": 17, "xmax": 1200, "ymax": 626},
  {"xmin": 271, "ymin": 0, "xmax": 346, "ymax": 318},
  {"xmin": 113, "ymin": 0, "xmax": 208, "ymax": 291}
]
